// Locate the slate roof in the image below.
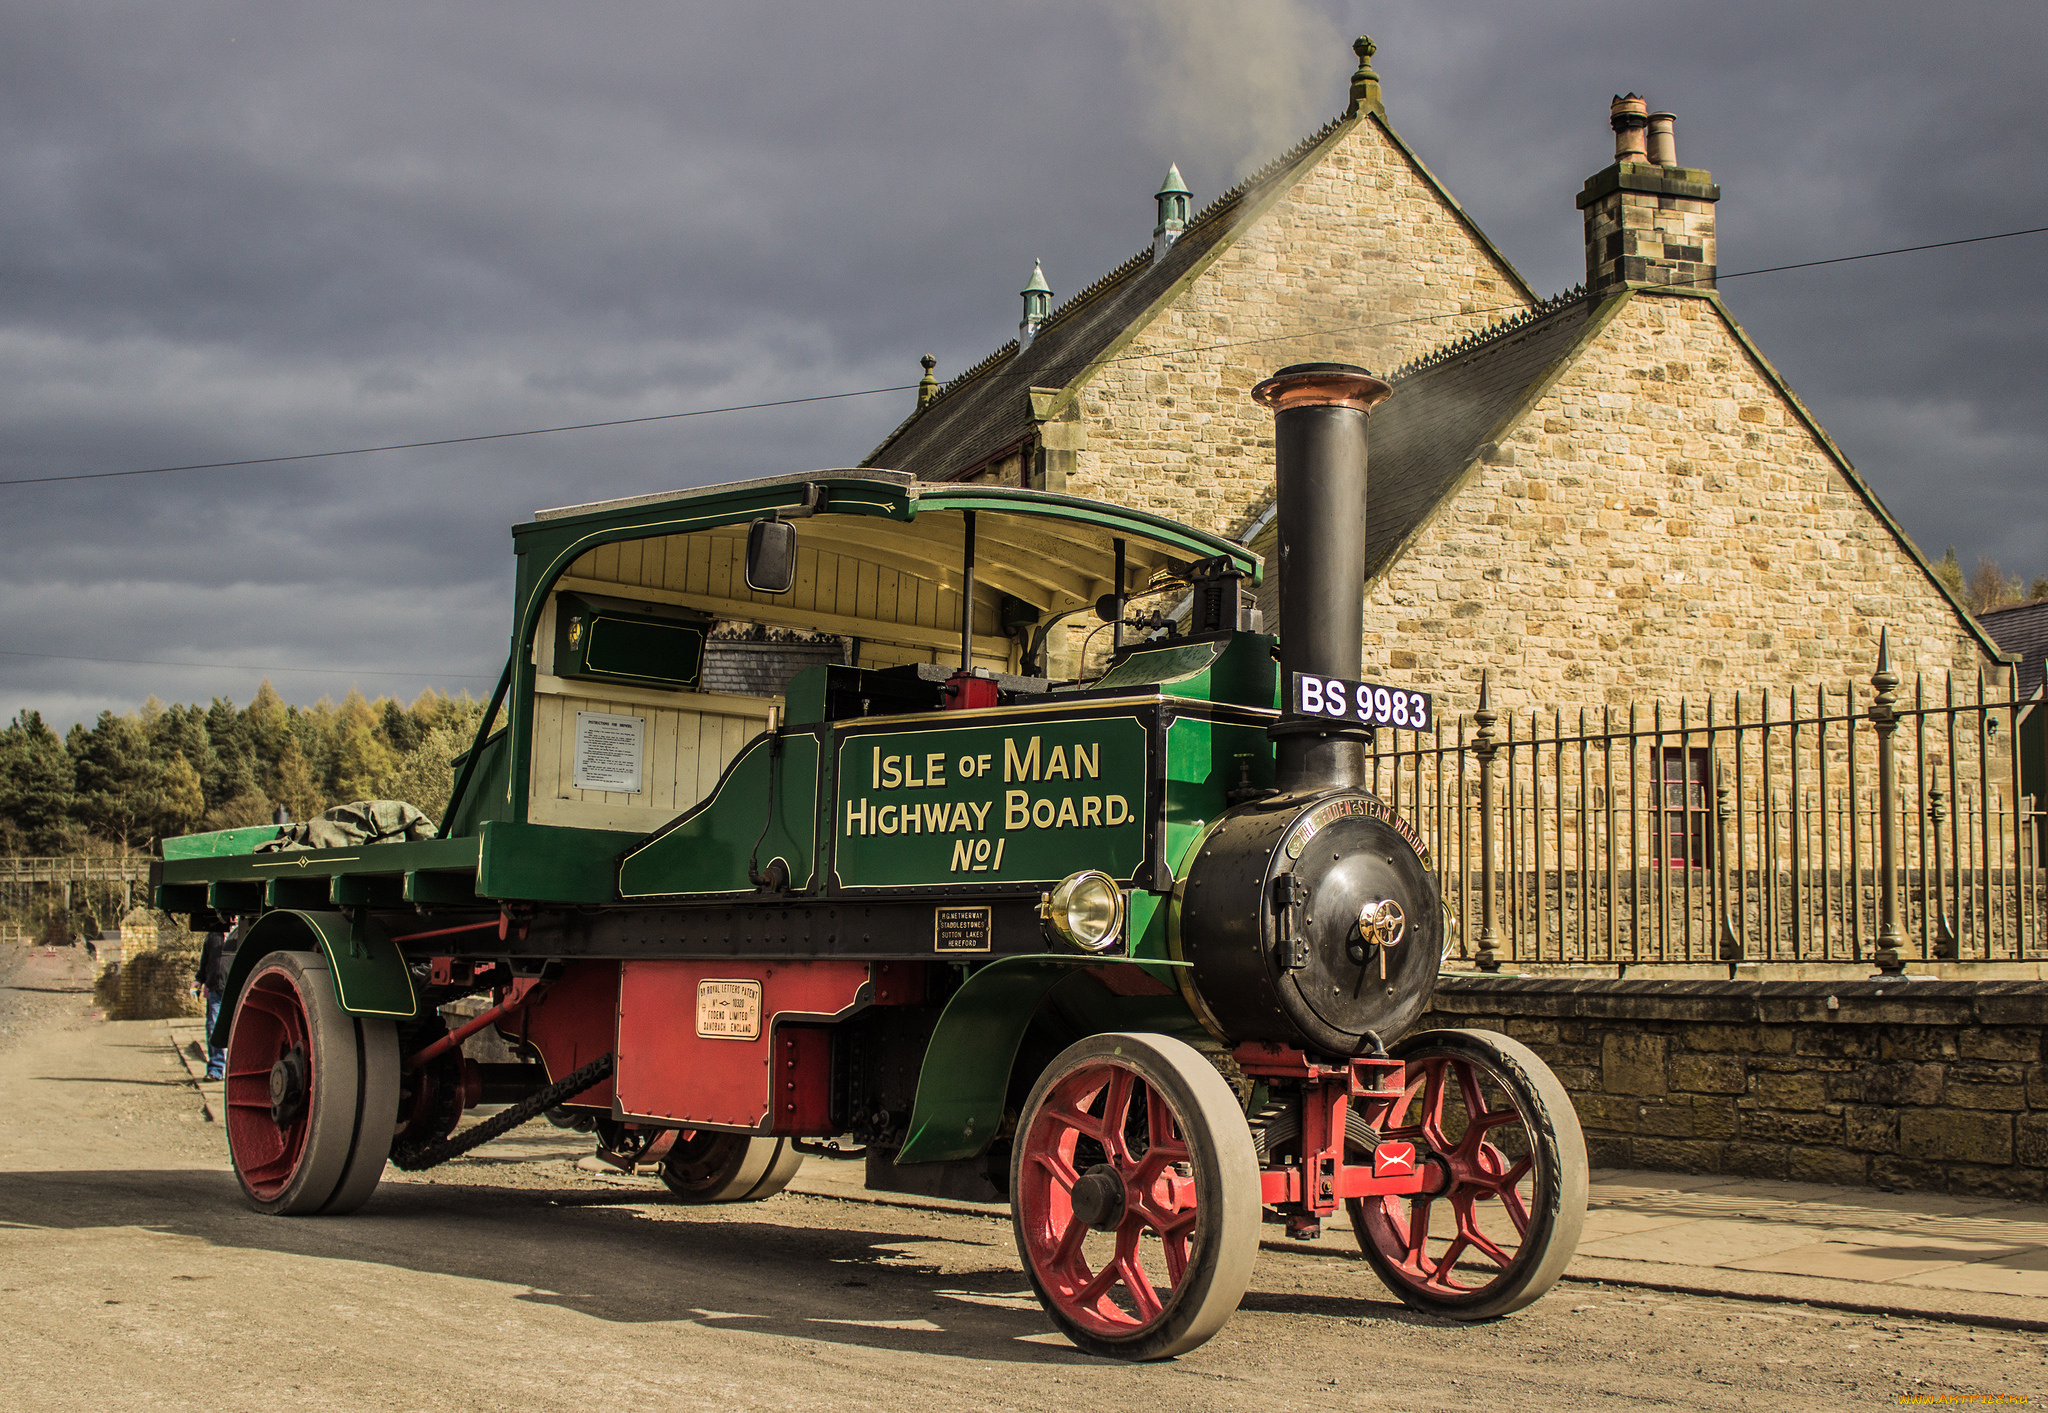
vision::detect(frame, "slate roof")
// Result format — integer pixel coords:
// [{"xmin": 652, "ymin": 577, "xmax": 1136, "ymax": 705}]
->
[
  {"xmin": 1243, "ymin": 287, "xmax": 1605, "ymax": 584},
  {"xmin": 1980, "ymin": 600, "xmax": 2048, "ymax": 701},
  {"xmin": 863, "ymin": 115, "xmax": 1359, "ymax": 481}
]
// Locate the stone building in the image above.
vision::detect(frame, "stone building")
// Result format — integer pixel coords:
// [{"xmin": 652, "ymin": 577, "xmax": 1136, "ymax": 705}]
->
[{"xmin": 863, "ymin": 37, "xmax": 2007, "ymax": 705}]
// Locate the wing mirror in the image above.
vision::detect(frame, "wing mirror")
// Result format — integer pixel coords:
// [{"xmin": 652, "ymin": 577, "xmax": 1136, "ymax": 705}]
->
[{"xmin": 745, "ymin": 517, "xmax": 798, "ymax": 594}]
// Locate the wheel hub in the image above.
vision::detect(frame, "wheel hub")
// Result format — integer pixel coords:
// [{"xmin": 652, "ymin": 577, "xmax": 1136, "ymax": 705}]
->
[
  {"xmin": 1068, "ymin": 1163, "xmax": 1127, "ymax": 1232},
  {"xmin": 269, "ymin": 1046, "xmax": 309, "ymax": 1125}
]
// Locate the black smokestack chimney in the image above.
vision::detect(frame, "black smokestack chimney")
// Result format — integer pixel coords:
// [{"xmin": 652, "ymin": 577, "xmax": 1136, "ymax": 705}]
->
[{"xmin": 1252, "ymin": 362, "xmax": 1392, "ymax": 794}]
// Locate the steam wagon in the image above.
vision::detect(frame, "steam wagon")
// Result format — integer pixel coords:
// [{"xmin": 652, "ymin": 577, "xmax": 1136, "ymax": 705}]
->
[{"xmin": 154, "ymin": 364, "xmax": 1586, "ymax": 1359}]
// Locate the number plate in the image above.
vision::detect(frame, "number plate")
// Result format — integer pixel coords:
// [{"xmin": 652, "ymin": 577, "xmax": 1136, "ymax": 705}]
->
[
  {"xmin": 696, "ymin": 979, "xmax": 762, "ymax": 1040},
  {"xmin": 1290, "ymin": 673, "xmax": 1433, "ymax": 733}
]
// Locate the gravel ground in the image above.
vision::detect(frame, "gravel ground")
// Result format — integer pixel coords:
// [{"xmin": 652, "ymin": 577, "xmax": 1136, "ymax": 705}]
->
[
  {"xmin": 0, "ymin": 942, "xmax": 96, "ymax": 1053},
  {"xmin": 0, "ymin": 950, "xmax": 2043, "ymax": 1411}
]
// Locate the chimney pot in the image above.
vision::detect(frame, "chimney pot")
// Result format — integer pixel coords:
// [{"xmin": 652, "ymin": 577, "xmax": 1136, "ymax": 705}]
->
[
  {"xmin": 1647, "ymin": 112, "xmax": 1678, "ymax": 166},
  {"xmin": 1609, "ymin": 93, "xmax": 1649, "ymax": 163}
]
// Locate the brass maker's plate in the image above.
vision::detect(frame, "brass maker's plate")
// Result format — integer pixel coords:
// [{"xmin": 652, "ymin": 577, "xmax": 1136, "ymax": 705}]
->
[
  {"xmin": 696, "ymin": 979, "xmax": 763, "ymax": 1040},
  {"xmin": 1282, "ymin": 795, "xmax": 1433, "ymax": 871},
  {"xmin": 934, "ymin": 905, "xmax": 993, "ymax": 953}
]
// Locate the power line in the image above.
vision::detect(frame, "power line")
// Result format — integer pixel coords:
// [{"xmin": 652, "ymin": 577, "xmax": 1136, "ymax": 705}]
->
[
  {"xmin": 1718, "ymin": 224, "xmax": 2048, "ymax": 281},
  {"xmin": 0, "ymin": 647, "xmax": 497, "ymax": 680},
  {"xmin": 1084, "ymin": 223, "xmax": 2048, "ymax": 368},
  {"xmin": 3, "ymin": 222, "xmax": 2043, "ymax": 492},
  {"xmin": 0, "ymin": 384, "xmax": 918, "ymax": 488}
]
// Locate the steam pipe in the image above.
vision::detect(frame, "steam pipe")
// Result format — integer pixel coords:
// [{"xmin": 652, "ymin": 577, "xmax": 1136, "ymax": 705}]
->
[{"xmin": 1251, "ymin": 362, "xmax": 1392, "ymax": 794}]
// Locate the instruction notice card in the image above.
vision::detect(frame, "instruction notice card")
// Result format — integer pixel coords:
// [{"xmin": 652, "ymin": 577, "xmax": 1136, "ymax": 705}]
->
[{"xmin": 573, "ymin": 711, "xmax": 645, "ymax": 793}]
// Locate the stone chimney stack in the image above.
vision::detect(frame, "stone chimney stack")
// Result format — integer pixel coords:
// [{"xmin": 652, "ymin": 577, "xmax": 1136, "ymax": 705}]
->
[
  {"xmin": 1019, "ymin": 260, "xmax": 1052, "ymax": 346},
  {"xmin": 1577, "ymin": 95, "xmax": 1719, "ymax": 295}
]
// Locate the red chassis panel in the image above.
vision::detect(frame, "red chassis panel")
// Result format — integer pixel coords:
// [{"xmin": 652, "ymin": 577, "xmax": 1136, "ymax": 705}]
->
[
  {"xmin": 613, "ymin": 959, "xmax": 873, "ymax": 1132},
  {"xmin": 493, "ymin": 960, "xmax": 622, "ymax": 1111}
]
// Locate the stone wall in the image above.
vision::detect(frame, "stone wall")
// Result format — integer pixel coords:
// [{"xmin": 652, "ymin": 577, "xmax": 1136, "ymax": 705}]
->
[
  {"xmin": 1362, "ymin": 287, "xmax": 1997, "ymax": 712},
  {"xmin": 1419, "ymin": 974, "xmax": 2047, "ymax": 1200},
  {"xmin": 1069, "ymin": 113, "xmax": 1532, "ymax": 541}
]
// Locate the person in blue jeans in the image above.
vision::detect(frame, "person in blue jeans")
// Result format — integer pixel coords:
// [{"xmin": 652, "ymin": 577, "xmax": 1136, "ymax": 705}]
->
[{"xmin": 195, "ymin": 922, "xmax": 232, "ymax": 1080}]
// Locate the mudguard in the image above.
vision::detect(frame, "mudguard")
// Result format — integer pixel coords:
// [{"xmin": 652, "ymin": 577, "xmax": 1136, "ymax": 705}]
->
[
  {"xmin": 209, "ymin": 909, "xmax": 419, "ymax": 1049},
  {"xmin": 895, "ymin": 953, "xmax": 1193, "ymax": 1164}
]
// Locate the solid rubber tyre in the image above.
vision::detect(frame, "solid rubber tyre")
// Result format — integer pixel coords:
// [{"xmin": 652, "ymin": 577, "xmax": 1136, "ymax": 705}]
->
[
  {"xmin": 224, "ymin": 950, "xmax": 400, "ymax": 1216},
  {"xmin": 659, "ymin": 1133, "xmax": 802, "ymax": 1203},
  {"xmin": 1347, "ymin": 1028, "xmax": 1586, "ymax": 1319},
  {"xmin": 1010, "ymin": 1031, "xmax": 1261, "ymax": 1361}
]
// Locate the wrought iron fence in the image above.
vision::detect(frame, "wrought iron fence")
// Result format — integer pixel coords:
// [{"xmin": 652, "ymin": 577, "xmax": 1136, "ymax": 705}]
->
[{"xmin": 1366, "ymin": 633, "xmax": 2044, "ymax": 971}]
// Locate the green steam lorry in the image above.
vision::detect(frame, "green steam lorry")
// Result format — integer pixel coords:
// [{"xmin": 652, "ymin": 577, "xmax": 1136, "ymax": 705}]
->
[{"xmin": 154, "ymin": 364, "xmax": 1586, "ymax": 1360}]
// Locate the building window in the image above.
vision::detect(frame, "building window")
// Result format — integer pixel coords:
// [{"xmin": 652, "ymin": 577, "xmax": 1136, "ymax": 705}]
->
[{"xmin": 1655, "ymin": 747, "xmax": 1712, "ymax": 867}]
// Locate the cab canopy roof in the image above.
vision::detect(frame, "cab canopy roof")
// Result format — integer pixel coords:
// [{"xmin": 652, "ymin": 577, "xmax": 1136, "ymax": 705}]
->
[{"xmin": 513, "ymin": 470, "xmax": 1260, "ymax": 635}]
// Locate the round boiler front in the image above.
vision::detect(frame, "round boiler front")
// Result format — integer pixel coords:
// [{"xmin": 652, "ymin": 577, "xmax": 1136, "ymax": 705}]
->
[{"xmin": 1175, "ymin": 791, "xmax": 1441, "ymax": 1055}]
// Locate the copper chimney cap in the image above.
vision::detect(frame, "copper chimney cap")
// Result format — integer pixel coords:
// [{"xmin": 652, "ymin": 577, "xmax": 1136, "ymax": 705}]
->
[{"xmin": 1252, "ymin": 362, "xmax": 1392, "ymax": 414}]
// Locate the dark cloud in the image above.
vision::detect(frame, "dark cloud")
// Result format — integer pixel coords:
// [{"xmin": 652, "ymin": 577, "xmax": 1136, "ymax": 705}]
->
[{"xmin": 2, "ymin": 0, "xmax": 2042, "ymax": 729}]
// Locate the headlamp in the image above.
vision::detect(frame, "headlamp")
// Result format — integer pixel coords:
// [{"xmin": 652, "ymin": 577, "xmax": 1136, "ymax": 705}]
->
[{"xmin": 1039, "ymin": 870, "xmax": 1126, "ymax": 953}]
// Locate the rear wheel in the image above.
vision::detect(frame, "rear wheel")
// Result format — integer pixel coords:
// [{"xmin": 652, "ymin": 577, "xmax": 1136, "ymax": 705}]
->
[
  {"xmin": 1347, "ymin": 1028, "xmax": 1585, "ymax": 1319},
  {"xmin": 1011, "ymin": 1032, "xmax": 1259, "ymax": 1361},
  {"xmin": 224, "ymin": 950, "xmax": 399, "ymax": 1215},
  {"xmin": 658, "ymin": 1132, "xmax": 803, "ymax": 1203}
]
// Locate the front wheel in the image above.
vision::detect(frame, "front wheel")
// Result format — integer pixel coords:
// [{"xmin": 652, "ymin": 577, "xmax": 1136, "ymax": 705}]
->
[
  {"xmin": 1011, "ymin": 1032, "xmax": 1260, "ymax": 1361},
  {"xmin": 1347, "ymin": 1028, "xmax": 1586, "ymax": 1319},
  {"xmin": 223, "ymin": 949, "xmax": 399, "ymax": 1215}
]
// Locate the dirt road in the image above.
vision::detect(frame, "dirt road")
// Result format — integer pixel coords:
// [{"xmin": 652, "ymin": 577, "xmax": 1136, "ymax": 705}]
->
[{"xmin": 1, "ymin": 945, "xmax": 2041, "ymax": 1411}]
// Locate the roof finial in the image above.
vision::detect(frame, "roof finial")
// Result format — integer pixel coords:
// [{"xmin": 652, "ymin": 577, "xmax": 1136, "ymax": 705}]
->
[
  {"xmin": 1346, "ymin": 35, "xmax": 1382, "ymax": 118},
  {"xmin": 1019, "ymin": 259, "xmax": 1052, "ymax": 347},
  {"xmin": 1153, "ymin": 163, "xmax": 1191, "ymax": 259},
  {"xmin": 915, "ymin": 354, "xmax": 939, "ymax": 411}
]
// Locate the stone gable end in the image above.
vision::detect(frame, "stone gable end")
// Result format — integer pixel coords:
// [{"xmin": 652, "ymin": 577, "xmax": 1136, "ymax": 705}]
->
[
  {"xmin": 1067, "ymin": 117, "xmax": 1534, "ymax": 539},
  {"xmin": 1366, "ymin": 289, "xmax": 1993, "ymax": 709}
]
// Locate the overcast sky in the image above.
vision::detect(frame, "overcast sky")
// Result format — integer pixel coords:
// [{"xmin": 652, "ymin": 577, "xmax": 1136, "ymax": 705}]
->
[{"xmin": 3, "ymin": 0, "xmax": 2042, "ymax": 731}]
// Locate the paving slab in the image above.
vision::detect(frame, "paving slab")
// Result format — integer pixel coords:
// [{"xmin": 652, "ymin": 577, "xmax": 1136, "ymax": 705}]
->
[
  {"xmin": 1575, "ymin": 1218, "xmax": 1837, "ymax": 1266},
  {"xmin": 1897, "ymin": 1245, "xmax": 2048, "ymax": 1297},
  {"xmin": 1725, "ymin": 1236, "xmax": 2033, "ymax": 1283}
]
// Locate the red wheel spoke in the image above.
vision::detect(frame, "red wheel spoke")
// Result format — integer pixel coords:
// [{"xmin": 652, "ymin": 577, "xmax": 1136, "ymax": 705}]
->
[
  {"xmin": 1466, "ymin": 1224, "xmax": 1517, "ymax": 1271},
  {"xmin": 1435, "ymin": 1229, "xmax": 1473, "ymax": 1286},
  {"xmin": 1417, "ymin": 1059, "xmax": 1451, "ymax": 1150},
  {"xmin": 1048, "ymin": 1207, "xmax": 1090, "ymax": 1271},
  {"xmin": 1498, "ymin": 1184, "xmax": 1533, "ymax": 1235},
  {"xmin": 1399, "ymin": 1195, "xmax": 1432, "ymax": 1265},
  {"xmin": 1025, "ymin": 1144, "xmax": 1083, "ymax": 1192},
  {"xmin": 1160, "ymin": 1225, "xmax": 1191, "ymax": 1286},
  {"xmin": 1044, "ymin": 1084, "xmax": 1113, "ymax": 1146},
  {"xmin": 1452, "ymin": 1060, "xmax": 1491, "ymax": 1130},
  {"xmin": 1113, "ymin": 1228, "xmax": 1163, "ymax": 1322},
  {"xmin": 1096, "ymin": 1069, "xmax": 1136, "ymax": 1165},
  {"xmin": 1469, "ymin": 1104, "xmax": 1522, "ymax": 1135},
  {"xmin": 1071, "ymin": 1253, "xmax": 1123, "ymax": 1308},
  {"xmin": 1143, "ymin": 1087, "xmax": 1187, "ymax": 1163}
]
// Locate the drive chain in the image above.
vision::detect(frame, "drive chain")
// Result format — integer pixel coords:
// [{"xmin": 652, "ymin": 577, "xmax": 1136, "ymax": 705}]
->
[{"xmin": 390, "ymin": 1052, "xmax": 615, "ymax": 1172}]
